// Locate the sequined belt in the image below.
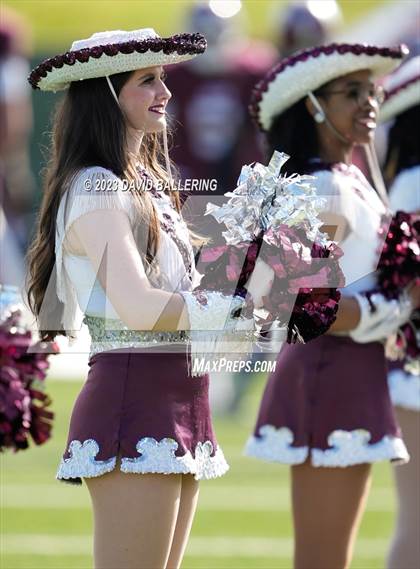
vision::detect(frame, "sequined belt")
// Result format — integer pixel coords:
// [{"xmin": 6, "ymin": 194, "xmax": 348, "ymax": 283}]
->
[{"xmin": 83, "ymin": 314, "xmax": 189, "ymax": 357}]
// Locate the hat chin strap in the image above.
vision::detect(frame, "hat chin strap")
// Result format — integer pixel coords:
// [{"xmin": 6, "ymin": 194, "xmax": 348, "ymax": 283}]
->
[
  {"xmin": 106, "ymin": 75, "xmax": 120, "ymax": 106},
  {"xmin": 362, "ymin": 141, "xmax": 390, "ymax": 207},
  {"xmin": 307, "ymin": 91, "xmax": 350, "ymax": 145},
  {"xmin": 307, "ymin": 91, "xmax": 389, "ymax": 207},
  {"xmin": 105, "ymin": 75, "xmax": 173, "ymax": 188}
]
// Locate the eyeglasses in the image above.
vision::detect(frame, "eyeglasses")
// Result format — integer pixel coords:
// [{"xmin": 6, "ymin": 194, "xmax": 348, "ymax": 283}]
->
[{"xmin": 318, "ymin": 85, "xmax": 385, "ymax": 107}]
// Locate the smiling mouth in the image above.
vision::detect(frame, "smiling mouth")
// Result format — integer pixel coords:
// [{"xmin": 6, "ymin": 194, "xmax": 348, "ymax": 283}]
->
[
  {"xmin": 356, "ymin": 116, "xmax": 376, "ymax": 129},
  {"xmin": 149, "ymin": 105, "xmax": 166, "ymax": 115}
]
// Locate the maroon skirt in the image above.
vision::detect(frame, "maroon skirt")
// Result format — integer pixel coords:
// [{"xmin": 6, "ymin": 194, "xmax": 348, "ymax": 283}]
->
[
  {"xmin": 57, "ymin": 349, "xmax": 229, "ymax": 484},
  {"xmin": 245, "ymin": 335, "xmax": 409, "ymax": 467}
]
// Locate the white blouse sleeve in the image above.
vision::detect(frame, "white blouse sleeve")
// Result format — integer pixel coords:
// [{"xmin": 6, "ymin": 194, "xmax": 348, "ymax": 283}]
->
[
  {"xmin": 311, "ymin": 170, "xmax": 360, "ymax": 232},
  {"xmin": 55, "ymin": 167, "xmax": 137, "ymax": 340},
  {"xmin": 310, "ymin": 168, "xmax": 389, "ymax": 292},
  {"xmin": 311, "ymin": 169, "xmax": 383, "ymax": 242},
  {"xmin": 60, "ymin": 167, "xmax": 136, "ymax": 238}
]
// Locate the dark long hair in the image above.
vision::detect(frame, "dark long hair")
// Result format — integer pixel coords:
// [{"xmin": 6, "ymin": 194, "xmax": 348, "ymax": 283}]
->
[
  {"xmin": 26, "ymin": 71, "xmax": 178, "ymax": 342},
  {"xmin": 266, "ymin": 97, "xmax": 320, "ymax": 175},
  {"xmin": 383, "ymin": 103, "xmax": 420, "ymax": 185}
]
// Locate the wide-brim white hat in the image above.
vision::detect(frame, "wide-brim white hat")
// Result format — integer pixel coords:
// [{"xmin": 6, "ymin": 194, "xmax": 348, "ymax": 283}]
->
[
  {"xmin": 28, "ymin": 28, "xmax": 206, "ymax": 92},
  {"xmin": 380, "ymin": 55, "xmax": 420, "ymax": 123},
  {"xmin": 250, "ymin": 43, "xmax": 408, "ymax": 132}
]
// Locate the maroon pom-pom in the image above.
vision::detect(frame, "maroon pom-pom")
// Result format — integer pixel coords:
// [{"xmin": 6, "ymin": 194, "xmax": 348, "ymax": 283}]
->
[
  {"xmin": 0, "ymin": 306, "xmax": 58, "ymax": 453},
  {"xmin": 372, "ymin": 211, "xmax": 420, "ymax": 363}
]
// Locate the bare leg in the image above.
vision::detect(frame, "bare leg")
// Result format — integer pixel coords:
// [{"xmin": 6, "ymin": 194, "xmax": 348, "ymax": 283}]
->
[
  {"xmin": 387, "ymin": 408, "xmax": 420, "ymax": 569},
  {"xmin": 166, "ymin": 475, "xmax": 200, "ymax": 569},
  {"xmin": 292, "ymin": 461, "xmax": 372, "ymax": 569},
  {"xmin": 84, "ymin": 458, "xmax": 182, "ymax": 569}
]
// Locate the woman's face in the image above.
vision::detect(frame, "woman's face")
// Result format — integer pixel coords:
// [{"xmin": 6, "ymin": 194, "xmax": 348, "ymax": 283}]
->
[
  {"xmin": 118, "ymin": 65, "xmax": 171, "ymax": 133},
  {"xmin": 315, "ymin": 69, "xmax": 381, "ymax": 145}
]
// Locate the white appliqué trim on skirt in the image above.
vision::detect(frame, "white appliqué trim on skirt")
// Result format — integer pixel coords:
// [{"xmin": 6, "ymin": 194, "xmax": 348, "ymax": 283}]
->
[
  {"xmin": 244, "ymin": 426, "xmax": 309, "ymax": 464},
  {"xmin": 245, "ymin": 425, "xmax": 409, "ymax": 467},
  {"xmin": 311, "ymin": 430, "xmax": 409, "ymax": 467},
  {"xmin": 57, "ymin": 437, "xmax": 229, "ymax": 482},
  {"xmin": 388, "ymin": 369, "xmax": 420, "ymax": 412}
]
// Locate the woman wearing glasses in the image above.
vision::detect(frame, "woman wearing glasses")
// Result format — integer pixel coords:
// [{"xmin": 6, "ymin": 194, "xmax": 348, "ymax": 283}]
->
[{"xmin": 245, "ymin": 44, "xmax": 420, "ymax": 569}]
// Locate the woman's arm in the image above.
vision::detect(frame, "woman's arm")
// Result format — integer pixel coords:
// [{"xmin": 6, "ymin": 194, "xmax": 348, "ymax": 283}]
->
[
  {"xmin": 320, "ymin": 215, "xmax": 420, "ymax": 335},
  {"xmin": 69, "ymin": 209, "xmax": 190, "ymax": 331},
  {"xmin": 328, "ymin": 296, "xmax": 361, "ymax": 332},
  {"xmin": 330, "ymin": 286, "xmax": 420, "ymax": 338},
  {"xmin": 319, "ymin": 211, "xmax": 350, "ymax": 243}
]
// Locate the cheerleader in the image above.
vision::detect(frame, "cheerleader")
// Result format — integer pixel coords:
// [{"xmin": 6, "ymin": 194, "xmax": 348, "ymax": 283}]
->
[
  {"xmin": 25, "ymin": 28, "xmax": 258, "ymax": 569},
  {"xmin": 245, "ymin": 43, "xmax": 420, "ymax": 569},
  {"xmin": 380, "ymin": 56, "xmax": 420, "ymax": 569}
]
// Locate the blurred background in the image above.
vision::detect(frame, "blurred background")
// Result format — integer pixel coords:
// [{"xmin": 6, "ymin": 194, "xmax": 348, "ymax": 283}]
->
[{"xmin": 1, "ymin": 1, "xmax": 419, "ymax": 568}]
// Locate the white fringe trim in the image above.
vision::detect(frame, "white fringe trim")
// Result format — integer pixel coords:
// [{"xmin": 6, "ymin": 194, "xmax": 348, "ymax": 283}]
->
[
  {"xmin": 57, "ymin": 437, "xmax": 229, "ymax": 482},
  {"xmin": 388, "ymin": 369, "xmax": 420, "ymax": 412},
  {"xmin": 245, "ymin": 425, "xmax": 409, "ymax": 467},
  {"xmin": 181, "ymin": 291, "xmax": 254, "ymax": 376}
]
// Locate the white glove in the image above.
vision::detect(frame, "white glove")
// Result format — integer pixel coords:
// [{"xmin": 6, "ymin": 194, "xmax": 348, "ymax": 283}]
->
[
  {"xmin": 180, "ymin": 290, "xmax": 245, "ymax": 331},
  {"xmin": 181, "ymin": 290, "xmax": 254, "ymax": 371},
  {"xmin": 349, "ymin": 291, "xmax": 413, "ymax": 344},
  {"xmin": 245, "ymin": 259, "xmax": 275, "ymax": 308}
]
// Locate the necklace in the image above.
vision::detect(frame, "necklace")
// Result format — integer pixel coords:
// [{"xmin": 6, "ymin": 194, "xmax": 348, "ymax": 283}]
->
[{"xmin": 135, "ymin": 165, "xmax": 193, "ymax": 281}]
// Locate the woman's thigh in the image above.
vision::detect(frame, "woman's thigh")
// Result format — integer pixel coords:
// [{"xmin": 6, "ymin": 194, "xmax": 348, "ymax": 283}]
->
[
  {"xmin": 387, "ymin": 407, "xmax": 420, "ymax": 569},
  {"xmin": 166, "ymin": 475, "xmax": 200, "ymax": 569},
  {"xmin": 85, "ymin": 463, "xmax": 183, "ymax": 569},
  {"xmin": 292, "ymin": 461, "xmax": 372, "ymax": 569},
  {"xmin": 393, "ymin": 406, "xmax": 420, "ymax": 519}
]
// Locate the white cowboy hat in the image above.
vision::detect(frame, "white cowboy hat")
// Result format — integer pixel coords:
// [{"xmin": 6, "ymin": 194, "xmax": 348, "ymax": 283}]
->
[
  {"xmin": 380, "ymin": 55, "xmax": 420, "ymax": 123},
  {"xmin": 250, "ymin": 43, "xmax": 408, "ymax": 132},
  {"xmin": 28, "ymin": 28, "xmax": 206, "ymax": 92}
]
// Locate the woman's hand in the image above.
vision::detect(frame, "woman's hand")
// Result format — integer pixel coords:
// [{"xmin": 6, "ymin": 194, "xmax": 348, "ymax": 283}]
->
[{"xmin": 245, "ymin": 258, "xmax": 274, "ymax": 308}]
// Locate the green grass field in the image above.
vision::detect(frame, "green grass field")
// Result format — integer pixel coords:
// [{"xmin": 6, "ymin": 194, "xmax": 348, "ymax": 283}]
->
[{"xmin": 1, "ymin": 373, "xmax": 397, "ymax": 569}]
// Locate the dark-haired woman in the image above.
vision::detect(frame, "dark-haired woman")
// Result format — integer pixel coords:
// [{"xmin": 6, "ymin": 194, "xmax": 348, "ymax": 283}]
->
[
  {"xmin": 245, "ymin": 44, "xmax": 420, "ymax": 569},
  {"xmin": 25, "ymin": 28, "xmax": 261, "ymax": 569},
  {"xmin": 380, "ymin": 56, "xmax": 420, "ymax": 569}
]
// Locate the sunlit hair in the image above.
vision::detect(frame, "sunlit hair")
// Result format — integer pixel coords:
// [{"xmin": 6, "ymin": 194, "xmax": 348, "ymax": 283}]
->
[{"xmin": 26, "ymin": 70, "xmax": 180, "ymax": 342}]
